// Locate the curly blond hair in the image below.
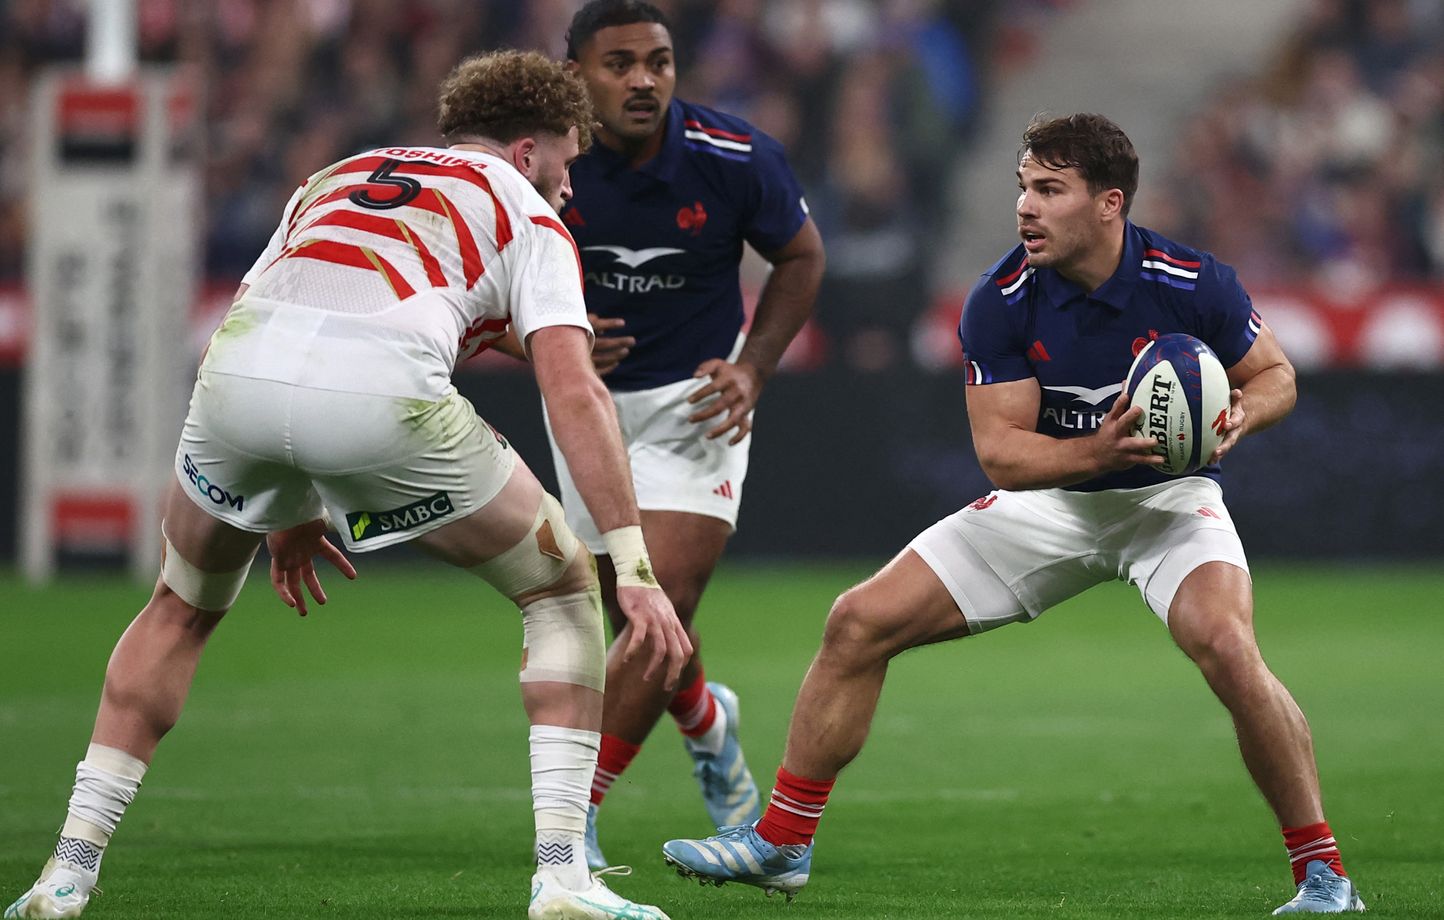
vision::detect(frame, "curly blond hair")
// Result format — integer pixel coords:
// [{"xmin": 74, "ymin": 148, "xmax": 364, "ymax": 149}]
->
[{"xmin": 437, "ymin": 50, "xmax": 593, "ymax": 152}]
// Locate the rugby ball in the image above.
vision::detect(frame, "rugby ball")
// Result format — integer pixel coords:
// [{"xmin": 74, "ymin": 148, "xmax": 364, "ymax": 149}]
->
[{"xmin": 1124, "ymin": 334, "xmax": 1231, "ymax": 475}]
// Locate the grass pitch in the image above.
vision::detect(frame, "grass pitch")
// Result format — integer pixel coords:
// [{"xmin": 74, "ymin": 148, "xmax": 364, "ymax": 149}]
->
[{"xmin": 2, "ymin": 562, "xmax": 1440, "ymax": 918}]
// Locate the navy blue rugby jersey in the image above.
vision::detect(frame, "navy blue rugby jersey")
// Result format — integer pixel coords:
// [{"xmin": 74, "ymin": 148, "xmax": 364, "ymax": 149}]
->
[
  {"xmin": 959, "ymin": 222, "xmax": 1263, "ymax": 492},
  {"xmin": 561, "ymin": 98, "xmax": 809, "ymax": 391}
]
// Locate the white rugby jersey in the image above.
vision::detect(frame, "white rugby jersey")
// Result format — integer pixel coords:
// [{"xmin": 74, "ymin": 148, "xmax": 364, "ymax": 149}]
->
[{"xmin": 204, "ymin": 146, "xmax": 590, "ymax": 399}]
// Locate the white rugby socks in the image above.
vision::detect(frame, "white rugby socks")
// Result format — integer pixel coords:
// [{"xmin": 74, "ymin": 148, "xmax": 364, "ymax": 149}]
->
[
  {"xmin": 529, "ymin": 724, "xmax": 600, "ymax": 890},
  {"xmin": 48, "ymin": 744, "xmax": 147, "ymax": 892}
]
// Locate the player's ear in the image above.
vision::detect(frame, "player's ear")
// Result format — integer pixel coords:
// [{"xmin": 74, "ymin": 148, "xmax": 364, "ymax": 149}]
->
[
  {"xmin": 564, "ymin": 58, "xmax": 581, "ymax": 76},
  {"xmin": 509, "ymin": 137, "xmax": 539, "ymax": 178},
  {"xmin": 1102, "ymin": 187, "xmax": 1126, "ymax": 220}
]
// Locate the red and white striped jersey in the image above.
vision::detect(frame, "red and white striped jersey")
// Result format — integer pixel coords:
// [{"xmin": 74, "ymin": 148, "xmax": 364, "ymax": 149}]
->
[{"xmin": 204, "ymin": 146, "xmax": 589, "ymax": 399}]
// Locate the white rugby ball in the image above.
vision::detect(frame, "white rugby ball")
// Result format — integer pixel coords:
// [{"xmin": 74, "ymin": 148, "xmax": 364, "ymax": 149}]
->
[{"xmin": 1124, "ymin": 334, "xmax": 1231, "ymax": 475}]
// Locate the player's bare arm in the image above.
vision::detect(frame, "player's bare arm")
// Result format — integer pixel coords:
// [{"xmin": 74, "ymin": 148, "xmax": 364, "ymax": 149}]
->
[
  {"xmin": 967, "ymin": 377, "xmax": 1163, "ymax": 491},
  {"xmin": 529, "ymin": 323, "xmax": 693, "ymax": 687},
  {"xmin": 1209, "ymin": 321, "xmax": 1296, "ymax": 464},
  {"xmin": 687, "ymin": 217, "xmax": 824, "ymax": 444}
]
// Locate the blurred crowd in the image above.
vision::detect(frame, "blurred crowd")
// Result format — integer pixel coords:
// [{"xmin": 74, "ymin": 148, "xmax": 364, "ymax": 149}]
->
[
  {"xmin": 1151, "ymin": 0, "xmax": 1444, "ymax": 289},
  {"xmin": 10, "ymin": 0, "xmax": 1438, "ymax": 372},
  {"xmin": 0, "ymin": 1, "xmax": 1001, "ymax": 280}
]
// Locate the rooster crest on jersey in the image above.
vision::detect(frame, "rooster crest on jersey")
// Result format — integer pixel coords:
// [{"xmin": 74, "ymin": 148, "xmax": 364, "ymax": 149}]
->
[{"xmin": 1125, "ymin": 333, "xmax": 1231, "ymax": 476}]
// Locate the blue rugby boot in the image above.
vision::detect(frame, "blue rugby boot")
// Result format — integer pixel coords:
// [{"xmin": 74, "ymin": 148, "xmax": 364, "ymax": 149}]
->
[
  {"xmin": 662, "ymin": 824, "xmax": 812, "ymax": 901},
  {"xmin": 583, "ymin": 804, "xmax": 607, "ymax": 871},
  {"xmin": 1272, "ymin": 860, "xmax": 1366, "ymax": 914},
  {"xmin": 683, "ymin": 683, "xmax": 761, "ymax": 829}
]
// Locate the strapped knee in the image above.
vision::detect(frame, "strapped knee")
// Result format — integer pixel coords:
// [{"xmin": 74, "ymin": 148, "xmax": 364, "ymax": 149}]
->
[
  {"xmin": 470, "ymin": 494, "xmax": 587, "ymax": 602},
  {"xmin": 471, "ymin": 495, "xmax": 605, "ymax": 690},
  {"xmin": 160, "ymin": 528, "xmax": 253, "ymax": 612},
  {"xmin": 519, "ymin": 588, "xmax": 606, "ymax": 692}
]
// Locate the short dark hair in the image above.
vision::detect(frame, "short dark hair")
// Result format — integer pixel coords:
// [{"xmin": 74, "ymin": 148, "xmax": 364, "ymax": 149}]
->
[
  {"xmin": 437, "ymin": 50, "xmax": 593, "ymax": 152},
  {"xmin": 1020, "ymin": 113, "xmax": 1139, "ymax": 216},
  {"xmin": 565, "ymin": 0, "xmax": 672, "ymax": 61}
]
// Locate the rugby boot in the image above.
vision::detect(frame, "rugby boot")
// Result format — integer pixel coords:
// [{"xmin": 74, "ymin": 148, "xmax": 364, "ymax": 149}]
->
[
  {"xmin": 662, "ymin": 823, "xmax": 811, "ymax": 901},
  {"xmin": 683, "ymin": 682, "xmax": 761, "ymax": 829},
  {"xmin": 529, "ymin": 867, "xmax": 670, "ymax": 920},
  {"xmin": 1272, "ymin": 860, "xmax": 1366, "ymax": 914},
  {"xmin": 4, "ymin": 858, "xmax": 90, "ymax": 919}
]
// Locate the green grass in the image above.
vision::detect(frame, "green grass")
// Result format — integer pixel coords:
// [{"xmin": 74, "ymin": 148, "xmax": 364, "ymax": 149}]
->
[{"xmin": 2, "ymin": 562, "xmax": 1441, "ymax": 918}]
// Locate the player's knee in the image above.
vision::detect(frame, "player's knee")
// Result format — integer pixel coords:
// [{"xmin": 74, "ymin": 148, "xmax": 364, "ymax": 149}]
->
[
  {"xmin": 1182, "ymin": 621, "xmax": 1261, "ymax": 682},
  {"xmin": 470, "ymin": 494, "xmax": 594, "ymax": 606},
  {"xmin": 822, "ymin": 587, "xmax": 902, "ymax": 660},
  {"xmin": 159, "ymin": 531, "xmax": 253, "ymax": 613},
  {"xmin": 519, "ymin": 587, "xmax": 607, "ymax": 693}
]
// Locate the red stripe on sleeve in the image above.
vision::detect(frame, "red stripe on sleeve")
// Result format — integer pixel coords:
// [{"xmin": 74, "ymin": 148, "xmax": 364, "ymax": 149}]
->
[
  {"xmin": 683, "ymin": 119, "xmax": 752, "ymax": 143},
  {"xmin": 1144, "ymin": 248, "xmax": 1202, "ymax": 269},
  {"xmin": 995, "ymin": 259, "xmax": 1029, "ymax": 287}
]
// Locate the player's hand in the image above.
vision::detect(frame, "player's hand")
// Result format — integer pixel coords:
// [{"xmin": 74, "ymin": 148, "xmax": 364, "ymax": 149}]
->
[
  {"xmin": 1208, "ymin": 388, "xmax": 1246, "ymax": 465},
  {"xmin": 266, "ymin": 519, "xmax": 357, "ymax": 617},
  {"xmin": 1094, "ymin": 392, "xmax": 1167, "ymax": 473},
  {"xmin": 615, "ymin": 584, "xmax": 693, "ymax": 690},
  {"xmin": 687, "ymin": 359, "xmax": 762, "ymax": 444},
  {"xmin": 589, "ymin": 314, "xmax": 635, "ymax": 376}
]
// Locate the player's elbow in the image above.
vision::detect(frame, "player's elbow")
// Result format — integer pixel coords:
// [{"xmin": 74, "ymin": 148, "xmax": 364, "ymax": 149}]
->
[
  {"xmin": 1277, "ymin": 361, "xmax": 1298, "ymax": 414},
  {"xmin": 1253, "ymin": 359, "xmax": 1298, "ymax": 428},
  {"xmin": 982, "ymin": 467, "xmax": 1027, "ymax": 492},
  {"xmin": 973, "ymin": 445, "xmax": 1023, "ymax": 491},
  {"xmin": 797, "ymin": 246, "xmax": 826, "ymax": 293},
  {"xmin": 541, "ymin": 370, "xmax": 610, "ymax": 420},
  {"xmin": 770, "ymin": 229, "xmax": 826, "ymax": 288}
]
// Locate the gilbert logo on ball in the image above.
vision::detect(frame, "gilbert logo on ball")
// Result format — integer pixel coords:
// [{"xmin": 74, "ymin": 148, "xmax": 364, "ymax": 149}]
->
[{"xmin": 1124, "ymin": 333, "xmax": 1231, "ymax": 475}]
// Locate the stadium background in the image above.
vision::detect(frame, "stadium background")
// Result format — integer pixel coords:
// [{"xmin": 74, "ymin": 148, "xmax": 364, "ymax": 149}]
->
[
  {"xmin": 2, "ymin": 2, "xmax": 1441, "ymax": 918},
  {"xmin": 1, "ymin": 0, "xmax": 1443, "ymax": 562}
]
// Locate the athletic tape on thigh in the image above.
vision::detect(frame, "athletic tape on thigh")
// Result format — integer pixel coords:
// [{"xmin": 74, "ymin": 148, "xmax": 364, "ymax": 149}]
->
[
  {"xmin": 160, "ymin": 532, "xmax": 252, "ymax": 612},
  {"xmin": 520, "ymin": 589, "xmax": 607, "ymax": 692},
  {"xmin": 471, "ymin": 493, "xmax": 580, "ymax": 600}
]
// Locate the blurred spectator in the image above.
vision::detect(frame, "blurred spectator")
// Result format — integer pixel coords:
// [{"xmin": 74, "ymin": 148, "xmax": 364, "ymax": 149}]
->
[
  {"xmin": 1155, "ymin": 0, "xmax": 1444, "ymax": 286},
  {"xmin": 0, "ymin": 1, "xmax": 976, "ymax": 294},
  {"xmin": 0, "ymin": 0, "xmax": 1003, "ymax": 373}
]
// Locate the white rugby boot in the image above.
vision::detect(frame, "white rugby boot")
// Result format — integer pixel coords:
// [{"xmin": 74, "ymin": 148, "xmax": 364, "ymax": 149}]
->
[
  {"xmin": 4, "ymin": 859, "xmax": 91, "ymax": 919},
  {"xmin": 528, "ymin": 867, "xmax": 671, "ymax": 920}
]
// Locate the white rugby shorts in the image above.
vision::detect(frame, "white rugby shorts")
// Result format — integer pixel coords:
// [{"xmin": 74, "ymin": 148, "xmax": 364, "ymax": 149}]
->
[
  {"xmin": 909, "ymin": 477, "xmax": 1249, "ymax": 632},
  {"xmin": 546, "ymin": 372, "xmax": 751, "ymax": 553},
  {"xmin": 174, "ymin": 371, "xmax": 516, "ymax": 552}
]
